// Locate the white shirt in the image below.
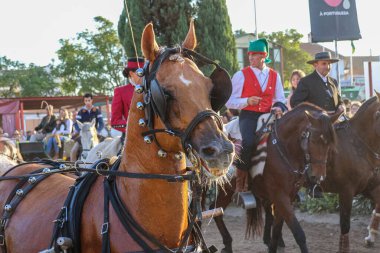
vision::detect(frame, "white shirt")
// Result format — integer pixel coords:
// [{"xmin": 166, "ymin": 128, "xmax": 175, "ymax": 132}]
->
[
  {"xmin": 226, "ymin": 66, "xmax": 286, "ymax": 109},
  {"xmin": 316, "ymin": 70, "xmax": 328, "ymax": 84},
  {"xmin": 224, "ymin": 117, "xmax": 242, "ymax": 140}
]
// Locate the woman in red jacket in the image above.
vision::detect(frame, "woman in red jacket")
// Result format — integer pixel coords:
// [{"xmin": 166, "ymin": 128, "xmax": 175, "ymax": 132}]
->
[{"xmin": 111, "ymin": 57, "xmax": 145, "ymax": 143}]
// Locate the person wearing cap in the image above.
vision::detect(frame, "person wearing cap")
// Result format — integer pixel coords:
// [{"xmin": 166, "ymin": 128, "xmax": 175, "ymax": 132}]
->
[
  {"xmin": 226, "ymin": 38, "xmax": 287, "ymax": 209},
  {"xmin": 111, "ymin": 57, "xmax": 145, "ymax": 144},
  {"xmin": 290, "ymin": 51, "xmax": 343, "ymax": 113},
  {"xmin": 290, "ymin": 51, "xmax": 343, "ymax": 198}
]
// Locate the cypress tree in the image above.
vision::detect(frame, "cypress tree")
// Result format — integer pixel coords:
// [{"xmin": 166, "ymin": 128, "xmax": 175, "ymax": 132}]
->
[
  {"xmin": 195, "ymin": 0, "xmax": 238, "ymax": 75},
  {"xmin": 117, "ymin": 0, "xmax": 194, "ymax": 58}
]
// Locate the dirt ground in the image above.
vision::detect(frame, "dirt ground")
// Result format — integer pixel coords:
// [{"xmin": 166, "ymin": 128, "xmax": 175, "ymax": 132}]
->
[{"xmin": 202, "ymin": 205, "xmax": 379, "ymax": 253}]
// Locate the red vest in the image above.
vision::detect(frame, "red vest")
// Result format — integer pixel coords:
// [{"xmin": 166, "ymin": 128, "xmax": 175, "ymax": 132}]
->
[
  {"xmin": 111, "ymin": 84, "xmax": 135, "ymax": 132},
  {"xmin": 241, "ymin": 67, "xmax": 277, "ymax": 113}
]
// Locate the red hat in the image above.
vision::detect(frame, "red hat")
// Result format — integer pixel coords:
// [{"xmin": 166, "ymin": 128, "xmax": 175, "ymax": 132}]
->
[{"xmin": 123, "ymin": 57, "xmax": 145, "ymax": 77}]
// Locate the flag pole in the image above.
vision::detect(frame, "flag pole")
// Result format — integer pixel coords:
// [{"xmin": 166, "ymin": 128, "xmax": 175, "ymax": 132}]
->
[{"xmin": 254, "ymin": 0, "xmax": 258, "ymax": 40}]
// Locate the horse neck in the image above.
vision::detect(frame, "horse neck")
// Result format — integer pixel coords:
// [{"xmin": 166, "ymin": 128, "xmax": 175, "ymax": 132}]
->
[
  {"xmin": 349, "ymin": 109, "xmax": 380, "ymax": 151},
  {"xmin": 117, "ymin": 94, "xmax": 189, "ymax": 248}
]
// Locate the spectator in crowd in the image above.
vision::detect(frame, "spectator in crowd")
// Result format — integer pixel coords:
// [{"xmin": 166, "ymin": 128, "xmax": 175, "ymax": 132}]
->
[
  {"xmin": 286, "ymin": 69, "xmax": 305, "ymax": 110},
  {"xmin": 30, "ymin": 104, "xmax": 56, "ymax": 142}
]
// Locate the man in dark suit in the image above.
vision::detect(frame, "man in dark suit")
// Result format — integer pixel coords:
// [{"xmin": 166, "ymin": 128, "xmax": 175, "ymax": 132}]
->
[
  {"xmin": 290, "ymin": 51, "xmax": 343, "ymax": 113},
  {"xmin": 290, "ymin": 51, "xmax": 343, "ymax": 198}
]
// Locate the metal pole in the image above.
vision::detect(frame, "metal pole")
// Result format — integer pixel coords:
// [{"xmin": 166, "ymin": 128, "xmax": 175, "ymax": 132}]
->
[
  {"xmin": 254, "ymin": 0, "xmax": 258, "ymax": 40},
  {"xmin": 334, "ymin": 40, "xmax": 341, "ymax": 95}
]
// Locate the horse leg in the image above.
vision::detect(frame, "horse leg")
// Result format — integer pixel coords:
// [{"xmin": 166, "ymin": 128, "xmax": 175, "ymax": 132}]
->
[
  {"xmin": 365, "ymin": 205, "xmax": 380, "ymax": 247},
  {"xmin": 263, "ymin": 203, "xmax": 286, "ymax": 249},
  {"xmin": 263, "ymin": 203, "xmax": 273, "ymax": 247},
  {"xmin": 270, "ymin": 196, "xmax": 307, "ymax": 253},
  {"xmin": 338, "ymin": 192, "xmax": 354, "ymax": 253},
  {"xmin": 365, "ymin": 186, "xmax": 380, "ymax": 247},
  {"xmin": 210, "ymin": 179, "xmax": 235, "ymax": 253}
]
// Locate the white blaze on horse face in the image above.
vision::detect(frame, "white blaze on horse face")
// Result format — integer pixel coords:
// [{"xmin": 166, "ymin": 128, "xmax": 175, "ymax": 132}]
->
[{"xmin": 179, "ymin": 73, "xmax": 192, "ymax": 86}]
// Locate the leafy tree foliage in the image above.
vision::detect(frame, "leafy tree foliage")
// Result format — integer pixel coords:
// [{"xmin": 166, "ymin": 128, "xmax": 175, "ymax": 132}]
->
[
  {"xmin": 0, "ymin": 56, "xmax": 56, "ymax": 97},
  {"xmin": 118, "ymin": 0, "xmax": 193, "ymax": 57},
  {"xmin": 195, "ymin": 0, "xmax": 238, "ymax": 75},
  {"xmin": 55, "ymin": 16, "xmax": 124, "ymax": 95},
  {"xmin": 259, "ymin": 29, "xmax": 313, "ymax": 88}
]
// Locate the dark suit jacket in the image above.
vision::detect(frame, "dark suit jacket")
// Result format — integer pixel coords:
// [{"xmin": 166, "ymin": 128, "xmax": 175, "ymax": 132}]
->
[{"xmin": 290, "ymin": 70, "xmax": 342, "ymax": 112}]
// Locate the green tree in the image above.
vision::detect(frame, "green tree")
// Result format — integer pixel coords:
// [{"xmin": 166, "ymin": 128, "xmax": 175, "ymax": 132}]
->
[
  {"xmin": 0, "ymin": 56, "xmax": 57, "ymax": 97},
  {"xmin": 259, "ymin": 29, "xmax": 313, "ymax": 89},
  {"xmin": 195, "ymin": 0, "xmax": 238, "ymax": 75},
  {"xmin": 118, "ymin": 0, "xmax": 194, "ymax": 57},
  {"xmin": 55, "ymin": 16, "xmax": 124, "ymax": 95}
]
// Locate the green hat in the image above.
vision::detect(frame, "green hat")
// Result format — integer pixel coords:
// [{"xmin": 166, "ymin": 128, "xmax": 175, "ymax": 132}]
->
[{"xmin": 248, "ymin": 38, "xmax": 272, "ymax": 63}]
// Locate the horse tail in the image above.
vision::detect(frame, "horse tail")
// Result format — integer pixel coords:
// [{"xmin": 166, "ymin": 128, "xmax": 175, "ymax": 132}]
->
[{"xmin": 245, "ymin": 197, "xmax": 263, "ymax": 239}]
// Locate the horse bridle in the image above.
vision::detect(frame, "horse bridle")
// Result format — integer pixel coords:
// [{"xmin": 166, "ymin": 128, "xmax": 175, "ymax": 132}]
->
[
  {"xmin": 271, "ymin": 118, "xmax": 327, "ymax": 177},
  {"xmin": 134, "ymin": 47, "xmax": 231, "ymax": 157}
]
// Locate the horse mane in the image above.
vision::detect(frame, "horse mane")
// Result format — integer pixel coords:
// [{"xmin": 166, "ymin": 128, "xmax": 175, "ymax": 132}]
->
[
  {"xmin": 351, "ymin": 96, "xmax": 377, "ymax": 121},
  {"xmin": 281, "ymin": 102, "xmax": 337, "ymax": 147}
]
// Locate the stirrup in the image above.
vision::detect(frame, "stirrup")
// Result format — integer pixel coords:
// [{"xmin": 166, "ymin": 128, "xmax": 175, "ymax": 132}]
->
[{"xmin": 232, "ymin": 192, "xmax": 256, "ymax": 209}]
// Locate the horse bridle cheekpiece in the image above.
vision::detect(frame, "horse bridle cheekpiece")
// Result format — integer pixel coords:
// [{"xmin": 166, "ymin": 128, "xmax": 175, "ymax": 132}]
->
[{"xmin": 134, "ymin": 47, "xmax": 232, "ymax": 157}]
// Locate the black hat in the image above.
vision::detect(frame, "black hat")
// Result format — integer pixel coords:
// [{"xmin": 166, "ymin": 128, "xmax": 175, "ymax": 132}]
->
[
  {"xmin": 122, "ymin": 57, "xmax": 145, "ymax": 77},
  {"xmin": 307, "ymin": 52, "xmax": 339, "ymax": 64}
]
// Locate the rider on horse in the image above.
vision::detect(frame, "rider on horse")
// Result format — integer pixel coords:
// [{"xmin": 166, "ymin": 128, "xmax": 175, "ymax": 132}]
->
[
  {"xmin": 111, "ymin": 57, "xmax": 145, "ymax": 145},
  {"xmin": 226, "ymin": 38, "xmax": 287, "ymax": 209},
  {"xmin": 290, "ymin": 51, "xmax": 344, "ymax": 197},
  {"xmin": 70, "ymin": 93, "xmax": 104, "ymax": 161}
]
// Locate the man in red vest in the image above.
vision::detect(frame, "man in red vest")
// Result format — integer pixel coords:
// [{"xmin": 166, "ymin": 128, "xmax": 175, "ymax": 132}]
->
[
  {"xmin": 226, "ymin": 38, "xmax": 287, "ymax": 209},
  {"xmin": 111, "ymin": 57, "xmax": 145, "ymax": 143}
]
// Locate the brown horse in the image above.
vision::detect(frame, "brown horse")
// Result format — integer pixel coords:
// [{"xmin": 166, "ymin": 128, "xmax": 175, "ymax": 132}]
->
[
  {"xmin": 0, "ymin": 21, "xmax": 234, "ymax": 252},
  {"xmin": 207, "ymin": 103, "xmax": 339, "ymax": 253},
  {"xmin": 260, "ymin": 94, "xmax": 380, "ymax": 253}
]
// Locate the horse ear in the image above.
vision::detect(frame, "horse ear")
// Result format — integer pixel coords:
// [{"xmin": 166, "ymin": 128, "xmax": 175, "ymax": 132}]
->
[
  {"xmin": 305, "ymin": 110, "xmax": 319, "ymax": 127},
  {"xmin": 375, "ymin": 89, "xmax": 380, "ymax": 100},
  {"xmin": 182, "ymin": 19, "xmax": 197, "ymax": 50},
  {"xmin": 77, "ymin": 121, "xmax": 83, "ymax": 130},
  {"xmin": 141, "ymin": 23, "xmax": 160, "ymax": 62}
]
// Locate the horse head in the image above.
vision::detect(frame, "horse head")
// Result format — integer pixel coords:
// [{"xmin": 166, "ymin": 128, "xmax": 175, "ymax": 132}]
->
[
  {"xmin": 278, "ymin": 103, "xmax": 338, "ymax": 183},
  {"xmin": 77, "ymin": 119, "xmax": 98, "ymax": 160},
  {"xmin": 135, "ymin": 20, "xmax": 234, "ymax": 181}
]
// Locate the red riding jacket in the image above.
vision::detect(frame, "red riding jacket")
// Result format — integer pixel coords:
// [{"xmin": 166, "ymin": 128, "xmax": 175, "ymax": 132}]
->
[{"xmin": 111, "ymin": 84, "xmax": 135, "ymax": 133}]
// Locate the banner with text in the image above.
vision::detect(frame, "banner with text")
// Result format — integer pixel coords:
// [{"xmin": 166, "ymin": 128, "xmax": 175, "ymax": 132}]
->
[{"xmin": 309, "ymin": 0, "xmax": 361, "ymax": 42}]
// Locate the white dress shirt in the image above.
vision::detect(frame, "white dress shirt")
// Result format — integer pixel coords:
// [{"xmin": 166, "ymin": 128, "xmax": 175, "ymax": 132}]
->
[{"xmin": 226, "ymin": 66, "xmax": 286, "ymax": 109}]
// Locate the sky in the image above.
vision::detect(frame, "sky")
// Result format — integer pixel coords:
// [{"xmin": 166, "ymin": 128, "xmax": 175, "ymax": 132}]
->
[{"xmin": 0, "ymin": 0, "xmax": 378, "ymax": 66}]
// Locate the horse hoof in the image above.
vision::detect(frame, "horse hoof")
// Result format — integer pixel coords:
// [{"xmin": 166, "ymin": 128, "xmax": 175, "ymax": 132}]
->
[
  {"xmin": 364, "ymin": 238, "xmax": 374, "ymax": 248},
  {"xmin": 221, "ymin": 247, "xmax": 233, "ymax": 253}
]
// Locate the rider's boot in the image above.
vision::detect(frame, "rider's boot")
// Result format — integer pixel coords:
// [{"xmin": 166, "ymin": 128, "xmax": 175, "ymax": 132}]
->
[{"xmin": 232, "ymin": 168, "xmax": 256, "ymax": 209}]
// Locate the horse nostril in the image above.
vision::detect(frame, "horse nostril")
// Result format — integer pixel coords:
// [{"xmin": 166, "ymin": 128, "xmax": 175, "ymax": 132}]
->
[{"xmin": 201, "ymin": 146, "xmax": 217, "ymax": 157}]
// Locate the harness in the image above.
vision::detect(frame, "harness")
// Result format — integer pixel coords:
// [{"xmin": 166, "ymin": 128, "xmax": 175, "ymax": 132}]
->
[
  {"xmin": 0, "ymin": 158, "xmax": 216, "ymax": 253},
  {"xmin": 0, "ymin": 47, "xmax": 231, "ymax": 253}
]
